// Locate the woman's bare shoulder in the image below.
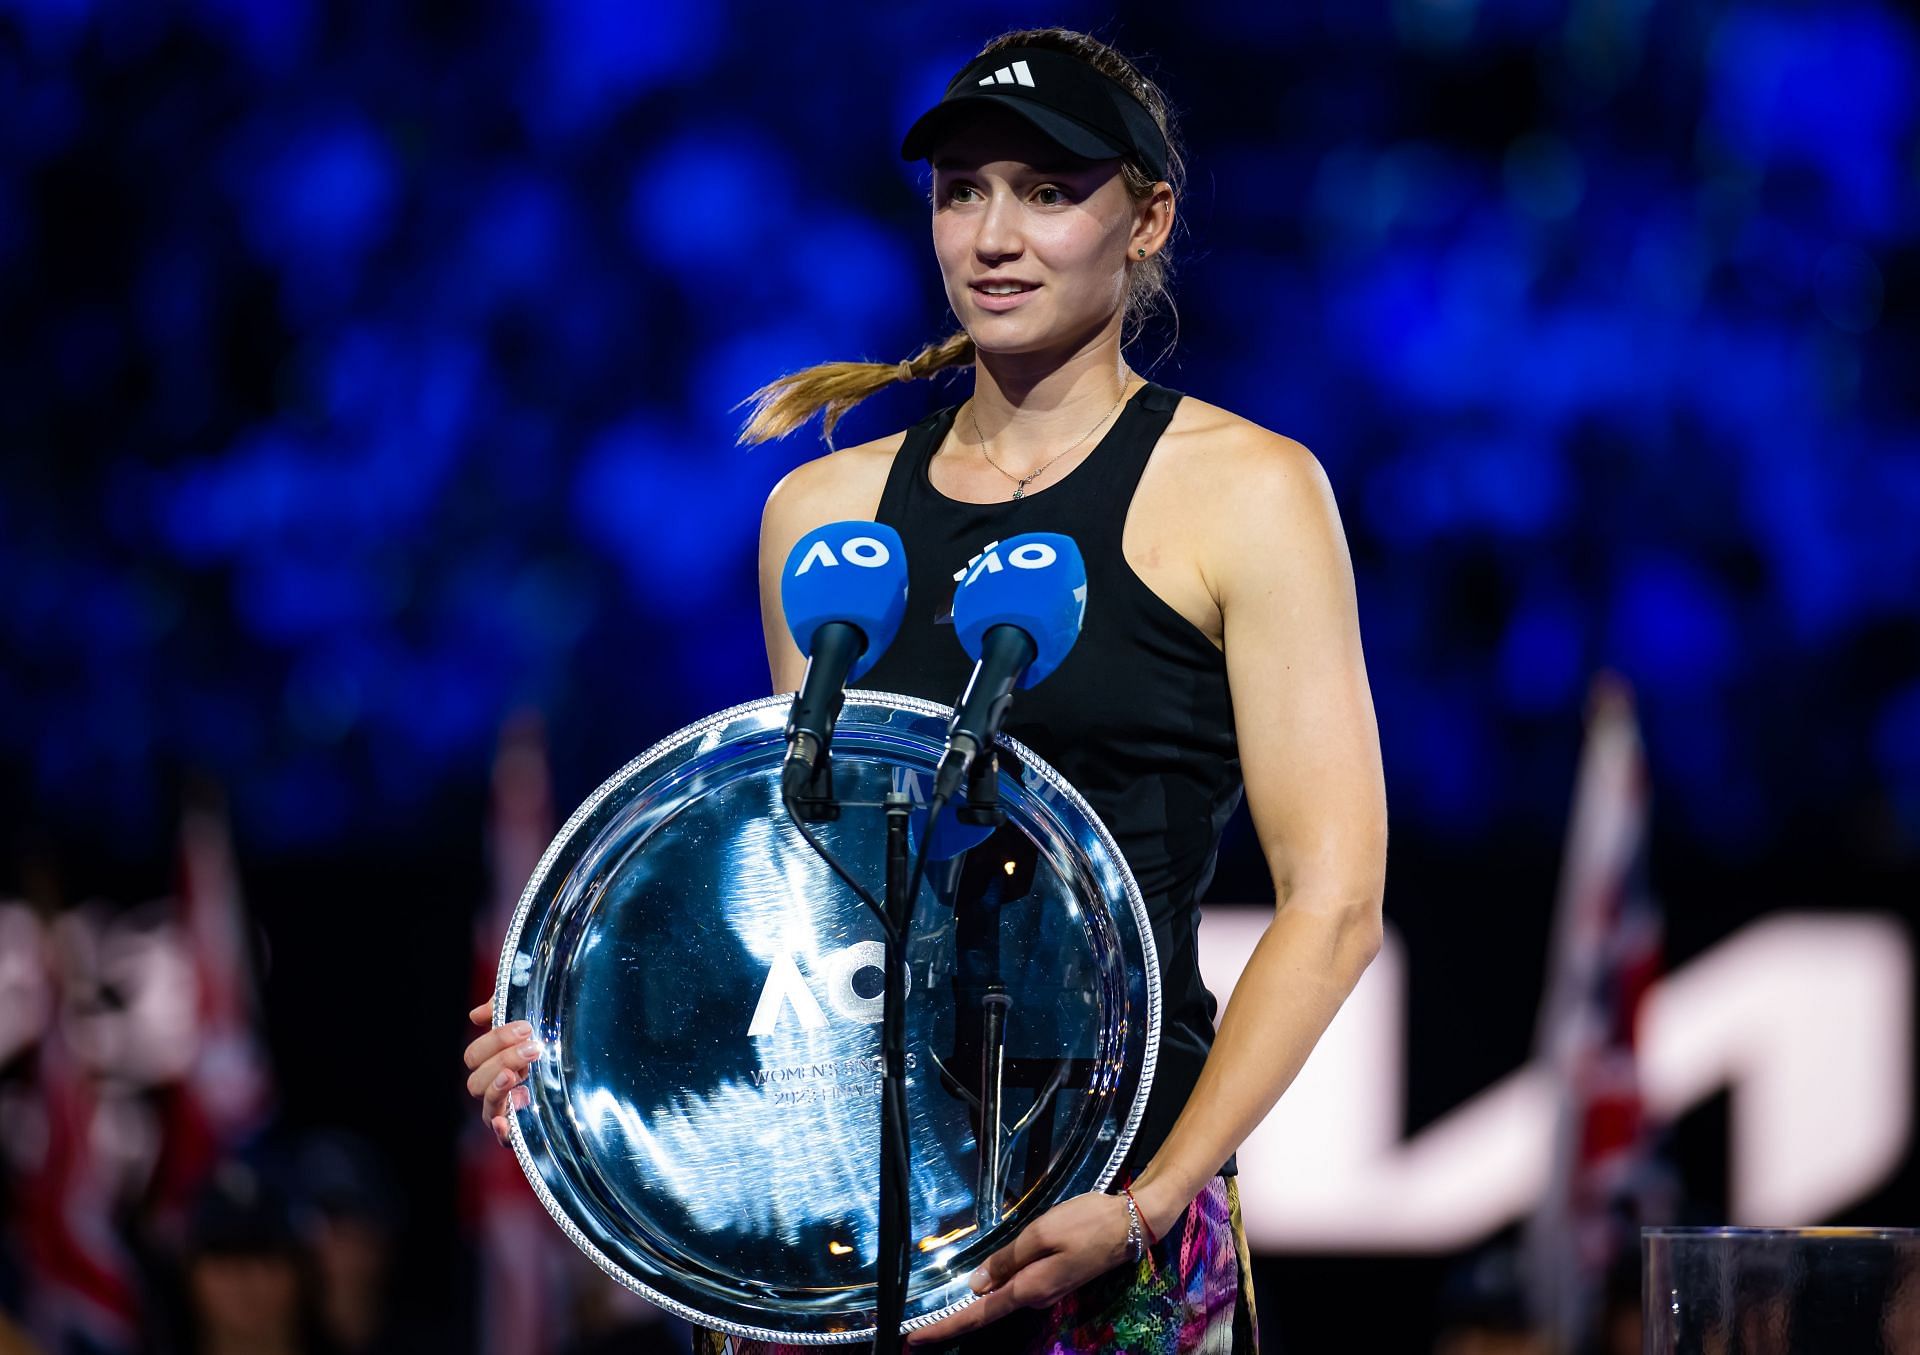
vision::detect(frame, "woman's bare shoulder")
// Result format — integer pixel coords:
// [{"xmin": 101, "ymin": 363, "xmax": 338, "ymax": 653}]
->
[
  {"xmin": 763, "ymin": 428, "xmax": 912, "ymax": 527},
  {"xmin": 1161, "ymin": 393, "xmax": 1330, "ymax": 511},
  {"xmin": 1161, "ymin": 394, "xmax": 1352, "ymax": 616},
  {"xmin": 1167, "ymin": 393, "xmax": 1314, "ymax": 464}
]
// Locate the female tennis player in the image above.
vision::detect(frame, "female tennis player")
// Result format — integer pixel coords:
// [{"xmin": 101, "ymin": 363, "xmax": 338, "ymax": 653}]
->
[{"xmin": 465, "ymin": 26, "xmax": 1386, "ymax": 1354}]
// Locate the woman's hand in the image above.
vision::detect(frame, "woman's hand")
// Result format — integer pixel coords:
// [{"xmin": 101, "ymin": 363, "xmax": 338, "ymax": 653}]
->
[
  {"xmin": 905, "ymin": 1191, "xmax": 1135, "ymax": 1346},
  {"xmin": 463, "ymin": 1001, "xmax": 542, "ymax": 1146}
]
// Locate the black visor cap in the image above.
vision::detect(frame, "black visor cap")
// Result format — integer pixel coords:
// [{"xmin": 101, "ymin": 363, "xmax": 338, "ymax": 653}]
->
[{"xmin": 900, "ymin": 47, "xmax": 1170, "ymax": 183}]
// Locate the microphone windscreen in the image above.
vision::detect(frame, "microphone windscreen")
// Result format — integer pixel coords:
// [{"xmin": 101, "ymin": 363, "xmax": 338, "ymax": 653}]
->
[
  {"xmin": 781, "ymin": 521, "xmax": 909, "ymax": 681},
  {"xmin": 951, "ymin": 533, "xmax": 1086, "ymax": 686}
]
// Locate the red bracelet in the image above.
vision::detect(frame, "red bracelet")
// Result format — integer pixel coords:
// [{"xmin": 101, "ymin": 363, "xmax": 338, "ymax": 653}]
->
[{"xmin": 1119, "ymin": 1182, "xmax": 1159, "ymax": 1247}]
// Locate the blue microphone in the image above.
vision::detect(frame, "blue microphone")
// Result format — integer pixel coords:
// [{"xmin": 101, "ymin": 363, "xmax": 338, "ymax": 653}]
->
[
  {"xmin": 934, "ymin": 533, "xmax": 1086, "ymax": 802},
  {"xmin": 779, "ymin": 521, "xmax": 909, "ymax": 802}
]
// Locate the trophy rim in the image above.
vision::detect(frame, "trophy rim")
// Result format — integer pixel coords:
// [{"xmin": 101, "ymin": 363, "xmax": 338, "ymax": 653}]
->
[{"xmin": 491, "ymin": 689, "xmax": 1163, "ymax": 1344}]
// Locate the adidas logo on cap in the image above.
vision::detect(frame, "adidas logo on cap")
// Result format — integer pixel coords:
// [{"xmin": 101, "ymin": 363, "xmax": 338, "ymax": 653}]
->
[{"xmin": 978, "ymin": 60, "xmax": 1036, "ymax": 88}]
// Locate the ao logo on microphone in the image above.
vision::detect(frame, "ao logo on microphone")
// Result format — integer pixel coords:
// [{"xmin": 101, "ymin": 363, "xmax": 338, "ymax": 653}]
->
[
  {"xmin": 792, "ymin": 535, "xmax": 892, "ymax": 575},
  {"xmin": 950, "ymin": 538, "xmax": 1059, "ymax": 585}
]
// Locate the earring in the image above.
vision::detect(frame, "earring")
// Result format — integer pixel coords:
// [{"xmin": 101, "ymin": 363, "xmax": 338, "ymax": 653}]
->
[{"xmin": 1137, "ymin": 248, "xmax": 1147, "ymax": 257}]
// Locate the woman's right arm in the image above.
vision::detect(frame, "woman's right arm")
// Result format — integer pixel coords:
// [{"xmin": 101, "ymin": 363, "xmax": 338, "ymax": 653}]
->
[
  {"xmin": 756, "ymin": 436, "xmax": 904, "ymax": 695},
  {"xmin": 759, "ymin": 462, "xmax": 822, "ymax": 695}
]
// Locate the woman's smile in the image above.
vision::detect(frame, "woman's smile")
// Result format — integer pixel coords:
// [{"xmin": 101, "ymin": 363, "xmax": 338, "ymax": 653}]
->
[{"xmin": 969, "ymin": 276, "xmax": 1044, "ymax": 311}]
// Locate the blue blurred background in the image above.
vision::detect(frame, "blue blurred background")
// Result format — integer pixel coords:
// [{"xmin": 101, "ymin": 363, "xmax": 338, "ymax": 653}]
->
[{"xmin": 1, "ymin": 0, "xmax": 1915, "ymax": 1351}]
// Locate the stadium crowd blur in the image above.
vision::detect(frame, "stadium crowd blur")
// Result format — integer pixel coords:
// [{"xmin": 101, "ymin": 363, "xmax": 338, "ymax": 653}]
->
[{"xmin": 2, "ymin": 0, "xmax": 1915, "ymax": 1351}]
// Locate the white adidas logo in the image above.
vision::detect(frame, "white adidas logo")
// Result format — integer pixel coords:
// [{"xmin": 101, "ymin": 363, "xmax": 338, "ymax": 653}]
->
[{"xmin": 978, "ymin": 60, "xmax": 1035, "ymax": 88}]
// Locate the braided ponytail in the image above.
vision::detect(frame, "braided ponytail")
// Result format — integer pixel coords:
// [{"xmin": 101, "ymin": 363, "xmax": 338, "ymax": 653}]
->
[{"xmin": 734, "ymin": 330, "xmax": 974, "ymax": 448}]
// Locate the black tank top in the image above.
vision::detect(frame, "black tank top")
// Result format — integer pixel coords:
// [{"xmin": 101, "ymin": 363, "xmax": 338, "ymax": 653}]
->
[{"xmin": 852, "ymin": 380, "xmax": 1243, "ymax": 1179}]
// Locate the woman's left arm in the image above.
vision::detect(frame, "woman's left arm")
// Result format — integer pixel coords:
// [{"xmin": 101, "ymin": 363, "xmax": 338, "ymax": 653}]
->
[
  {"xmin": 911, "ymin": 431, "xmax": 1387, "ymax": 1342},
  {"xmin": 1128, "ymin": 429, "xmax": 1387, "ymax": 1239}
]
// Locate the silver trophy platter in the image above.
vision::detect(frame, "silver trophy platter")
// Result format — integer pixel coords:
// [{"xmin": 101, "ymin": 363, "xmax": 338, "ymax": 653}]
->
[{"xmin": 493, "ymin": 692, "xmax": 1159, "ymax": 1344}]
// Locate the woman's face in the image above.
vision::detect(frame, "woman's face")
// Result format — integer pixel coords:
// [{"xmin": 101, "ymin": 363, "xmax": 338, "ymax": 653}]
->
[{"xmin": 929, "ymin": 107, "xmax": 1146, "ymax": 360}]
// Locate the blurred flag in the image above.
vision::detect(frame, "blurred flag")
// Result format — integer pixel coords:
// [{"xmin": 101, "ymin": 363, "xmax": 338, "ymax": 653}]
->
[
  {"xmin": 19, "ymin": 997, "xmax": 142, "ymax": 1352},
  {"xmin": 461, "ymin": 713, "xmax": 570, "ymax": 1355},
  {"xmin": 149, "ymin": 797, "xmax": 275, "ymax": 1228},
  {"xmin": 1524, "ymin": 674, "xmax": 1668, "ymax": 1354},
  {"xmin": 470, "ymin": 713, "xmax": 555, "ymax": 1008}
]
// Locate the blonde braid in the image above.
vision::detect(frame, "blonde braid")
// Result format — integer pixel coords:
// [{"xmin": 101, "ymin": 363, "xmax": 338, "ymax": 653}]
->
[{"xmin": 735, "ymin": 330, "xmax": 976, "ymax": 448}]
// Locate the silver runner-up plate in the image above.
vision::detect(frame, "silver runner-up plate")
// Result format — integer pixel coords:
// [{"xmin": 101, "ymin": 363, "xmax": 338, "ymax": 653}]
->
[{"xmin": 492, "ymin": 692, "xmax": 1160, "ymax": 1344}]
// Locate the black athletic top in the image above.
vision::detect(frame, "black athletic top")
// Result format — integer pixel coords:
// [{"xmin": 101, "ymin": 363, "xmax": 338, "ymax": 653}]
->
[{"xmin": 851, "ymin": 380, "xmax": 1244, "ymax": 1180}]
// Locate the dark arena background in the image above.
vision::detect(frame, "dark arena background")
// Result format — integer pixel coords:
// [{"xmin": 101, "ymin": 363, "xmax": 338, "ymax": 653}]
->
[{"xmin": 2, "ymin": 2, "xmax": 1916, "ymax": 1353}]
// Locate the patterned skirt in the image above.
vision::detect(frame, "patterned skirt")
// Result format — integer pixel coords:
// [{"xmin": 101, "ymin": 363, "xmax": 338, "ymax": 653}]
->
[{"xmin": 692, "ymin": 1176, "xmax": 1259, "ymax": 1355}]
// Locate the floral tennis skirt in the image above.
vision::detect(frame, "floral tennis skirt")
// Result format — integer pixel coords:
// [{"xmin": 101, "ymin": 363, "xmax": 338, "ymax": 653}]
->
[{"xmin": 693, "ymin": 1176, "xmax": 1258, "ymax": 1355}]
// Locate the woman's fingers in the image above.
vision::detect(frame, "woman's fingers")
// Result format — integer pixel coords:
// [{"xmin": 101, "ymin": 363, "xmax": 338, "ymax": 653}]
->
[
  {"xmin": 463, "ymin": 1019, "xmax": 532, "ymax": 1071},
  {"xmin": 466, "ymin": 1033, "xmax": 544, "ymax": 1100},
  {"xmin": 465, "ymin": 1008, "xmax": 540, "ymax": 1148},
  {"xmin": 906, "ymin": 1254, "xmax": 1072, "ymax": 1345},
  {"xmin": 481, "ymin": 1059, "xmax": 539, "ymax": 1117},
  {"xmin": 489, "ymin": 1088, "xmax": 532, "ymax": 1147},
  {"xmin": 477, "ymin": 1048, "xmax": 539, "ymax": 1125},
  {"xmin": 481, "ymin": 1063, "xmax": 518, "ymax": 1120}
]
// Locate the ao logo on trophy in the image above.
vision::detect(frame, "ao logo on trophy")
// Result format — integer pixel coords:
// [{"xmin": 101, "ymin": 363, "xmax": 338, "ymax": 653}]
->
[
  {"xmin": 791, "ymin": 534, "xmax": 892, "ymax": 574},
  {"xmin": 748, "ymin": 941, "xmax": 912, "ymax": 1037},
  {"xmin": 951, "ymin": 538, "xmax": 1059, "ymax": 585}
]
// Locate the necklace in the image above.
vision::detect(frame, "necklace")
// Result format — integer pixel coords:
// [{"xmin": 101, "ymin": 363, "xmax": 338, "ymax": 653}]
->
[{"xmin": 968, "ymin": 378, "xmax": 1135, "ymax": 500}]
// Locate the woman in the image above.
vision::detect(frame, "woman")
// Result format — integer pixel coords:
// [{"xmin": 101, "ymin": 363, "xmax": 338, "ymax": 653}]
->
[{"xmin": 464, "ymin": 26, "xmax": 1386, "ymax": 1355}]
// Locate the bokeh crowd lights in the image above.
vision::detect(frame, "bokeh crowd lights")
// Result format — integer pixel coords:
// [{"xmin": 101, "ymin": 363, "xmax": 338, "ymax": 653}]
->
[{"xmin": 5, "ymin": 1, "xmax": 1915, "ymax": 866}]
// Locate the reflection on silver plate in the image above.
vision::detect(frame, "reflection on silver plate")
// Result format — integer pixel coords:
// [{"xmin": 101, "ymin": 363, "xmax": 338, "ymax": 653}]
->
[{"xmin": 493, "ymin": 692, "xmax": 1159, "ymax": 1344}]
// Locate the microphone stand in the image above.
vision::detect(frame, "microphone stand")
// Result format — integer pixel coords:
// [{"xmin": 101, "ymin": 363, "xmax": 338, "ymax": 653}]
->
[
  {"xmin": 874, "ymin": 764, "xmax": 991, "ymax": 1350},
  {"xmin": 780, "ymin": 771, "xmax": 915, "ymax": 1350},
  {"xmin": 958, "ymin": 756, "xmax": 1010, "ymax": 1232},
  {"xmin": 795, "ymin": 743, "xmax": 1005, "ymax": 1348},
  {"xmin": 874, "ymin": 789, "xmax": 913, "ymax": 1350}
]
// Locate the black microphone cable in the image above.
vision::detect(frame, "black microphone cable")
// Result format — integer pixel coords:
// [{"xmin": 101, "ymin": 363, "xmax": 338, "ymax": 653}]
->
[{"xmin": 781, "ymin": 791, "xmax": 892, "ymax": 944}]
